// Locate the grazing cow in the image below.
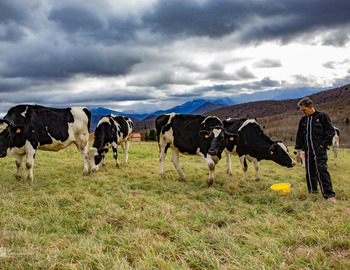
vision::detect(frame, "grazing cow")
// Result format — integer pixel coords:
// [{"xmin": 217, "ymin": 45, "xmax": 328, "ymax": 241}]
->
[
  {"xmin": 331, "ymin": 127, "xmax": 340, "ymax": 165},
  {"xmin": 223, "ymin": 118, "xmax": 295, "ymax": 181},
  {"xmin": 296, "ymin": 127, "xmax": 340, "ymax": 167},
  {"xmin": 89, "ymin": 114, "xmax": 133, "ymax": 172},
  {"xmin": 0, "ymin": 105, "xmax": 91, "ymax": 181},
  {"xmin": 156, "ymin": 113, "xmax": 237, "ymax": 186}
]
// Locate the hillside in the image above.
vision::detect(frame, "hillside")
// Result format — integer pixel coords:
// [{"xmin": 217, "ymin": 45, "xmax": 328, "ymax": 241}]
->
[
  {"xmin": 133, "ymin": 84, "xmax": 350, "ymax": 147},
  {"xmin": 206, "ymin": 84, "xmax": 350, "ymax": 119}
]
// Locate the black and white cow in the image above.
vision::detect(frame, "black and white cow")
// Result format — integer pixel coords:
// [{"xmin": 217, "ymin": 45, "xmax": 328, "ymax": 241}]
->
[
  {"xmin": 0, "ymin": 105, "xmax": 91, "ymax": 181},
  {"xmin": 223, "ymin": 118, "xmax": 295, "ymax": 181},
  {"xmin": 156, "ymin": 113, "xmax": 237, "ymax": 186},
  {"xmin": 89, "ymin": 114, "xmax": 133, "ymax": 172}
]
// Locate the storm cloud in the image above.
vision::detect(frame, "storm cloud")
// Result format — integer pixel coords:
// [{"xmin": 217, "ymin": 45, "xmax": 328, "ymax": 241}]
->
[{"xmin": 0, "ymin": 0, "xmax": 349, "ymax": 114}]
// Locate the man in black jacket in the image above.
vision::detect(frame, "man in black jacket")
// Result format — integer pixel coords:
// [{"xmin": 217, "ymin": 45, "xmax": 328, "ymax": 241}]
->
[{"xmin": 295, "ymin": 97, "xmax": 336, "ymax": 202}]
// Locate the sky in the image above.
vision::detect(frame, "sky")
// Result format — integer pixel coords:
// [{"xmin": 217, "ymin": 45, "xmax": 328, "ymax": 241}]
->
[{"xmin": 1, "ymin": 0, "xmax": 350, "ymax": 115}]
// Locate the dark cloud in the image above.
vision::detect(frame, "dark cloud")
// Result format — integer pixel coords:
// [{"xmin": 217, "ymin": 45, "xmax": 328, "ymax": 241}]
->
[
  {"xmin": 235, "ymin": 66, "xmax": 256, "ymax": 80},
  {"xmin": 323, "ymin": 61, "xmax": 336, "ymax": 69},
  {"xmin": 206, "ymin": 72, "xmax": 239, "ymax": 81},
  {"xmin": 254, "ymin": 59, "xmax": 282, "ymax": 68},
  {"xmin": 127, "ymin": 71, "xmax": 195, "ymax": 88},
  {"xmin": 2, "ymin": 45, "xmax": 142, "ymax": 79},
  {"xmin": 143, "ymin": 0, "xmax": 350, "ymax": 46},
  {"xmin": 323, "ymin": 59, "xmax": 350, "ymax": 70},
  {"xmin": 0, "ymin": 0, "xmax": 349, "ymax": 115},
  {"xmin": 49, "ymin": 6, "xmax": 105, "ymax": 33},
  {"xmin": 142, "ymin": 0, "xmax": 243, "ymax": 38}
]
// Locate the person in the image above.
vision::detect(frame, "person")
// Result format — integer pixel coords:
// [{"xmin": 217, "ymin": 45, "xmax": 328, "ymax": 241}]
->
[{"xmin": 295, "ymin": 97, "xmax": 336, "ymax": 202}]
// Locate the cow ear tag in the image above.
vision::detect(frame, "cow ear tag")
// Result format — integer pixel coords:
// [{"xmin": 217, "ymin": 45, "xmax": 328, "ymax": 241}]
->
[
  {"xmin": 205, "ymin": 135, "xmax": 209, "ymax": 138},
  {"xmin": 16, "ymin": 128, "xmax": 21, "ymax": 133},
  {"xmin": 229, "ymin": 137, "xmax": 234, "ymax": 141},
  {"xmin": 103, "ymin": 151, "xmax": 106, "ymax": 155},
  {"xmin": 270, "ymin": 150, "xmax": 274, "ymax": 155}
]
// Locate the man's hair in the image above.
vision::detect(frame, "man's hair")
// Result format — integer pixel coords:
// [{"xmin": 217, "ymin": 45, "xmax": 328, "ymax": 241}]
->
[{"xmin": 298, "ymin": 97, "xmax": 313, "ymax": 107}]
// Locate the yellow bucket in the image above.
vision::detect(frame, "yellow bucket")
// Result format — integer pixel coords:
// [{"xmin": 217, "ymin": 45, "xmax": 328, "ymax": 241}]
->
[{"xmin": 271, "ymin": 183, "xmax": 291, "ymax": 195}]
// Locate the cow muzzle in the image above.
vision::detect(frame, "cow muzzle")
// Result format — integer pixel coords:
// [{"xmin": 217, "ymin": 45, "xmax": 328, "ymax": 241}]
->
[
  {"xmin": 208, "ymin": 149, "xmax": 217, "ymax": 156},
  {"xmin": 0, "ymin": 152, "xmax": 7, "ymax": 158}
]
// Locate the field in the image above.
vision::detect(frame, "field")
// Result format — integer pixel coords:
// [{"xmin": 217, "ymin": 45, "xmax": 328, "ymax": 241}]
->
[{"xmin": 0, "ymin": 142, "xmax": 349, "ymax": 269}]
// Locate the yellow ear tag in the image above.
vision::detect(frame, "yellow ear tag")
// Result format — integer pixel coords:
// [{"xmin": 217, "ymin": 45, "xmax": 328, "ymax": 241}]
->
[
  {"xmin": 103, "ymin": 151, "xmax": 106, "ymax": 155},
  {"xmin": 205, "ymin": 135, "xmax": 209, "ymax": 138},
  {"xmin": 270, "ymin": 151, "xmax": 274, "ymax": 155},
  {"xmin": 229, "ymin": 137, "xmax": 234, "ymax": 141},
  {"xmin": 16, "ymin": 128, "xmax": 21, "ymax": 133}
]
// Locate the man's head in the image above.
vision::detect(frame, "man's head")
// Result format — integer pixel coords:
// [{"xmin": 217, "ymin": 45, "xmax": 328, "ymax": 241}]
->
[{"xmin": 298, "ymin": 97, "xmax": 315, "ymax": 116}]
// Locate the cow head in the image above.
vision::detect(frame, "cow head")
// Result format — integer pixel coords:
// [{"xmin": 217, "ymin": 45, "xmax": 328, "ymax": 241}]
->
[
  {"xmin": 89, "ymin": 147, "xmax": 109, "ymax": 172},
  {"xmin": 0, "ymin": 120, "xmax": 24, "ymax": 158},
  {"xmin": 268, "ymin": 142, "xmax": 296, "ymax": 168},
  {"xmin": 199, "ymin": 126, "xmax": 238, "ymax": 157}
]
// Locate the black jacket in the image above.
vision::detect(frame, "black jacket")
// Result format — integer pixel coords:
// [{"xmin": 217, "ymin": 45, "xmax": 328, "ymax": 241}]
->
[{"xmin": 295, "ymin": 110, "xmax": 335, "ymax": 152}]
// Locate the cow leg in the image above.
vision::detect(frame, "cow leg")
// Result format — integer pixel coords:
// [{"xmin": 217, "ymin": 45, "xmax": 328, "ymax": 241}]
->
[
  {"xmin": 240, "ymin": 156, "xmax": 248, "ymax": 181},
  {"xmin": 171, "ymin": 149, "xmax": 186, "ymax": 180},
  {"xmin": 25, "ymin": 146, "xmax": 36, "ymax": 182},
  {"xmin": 207, "ymin": 162, "xmax": 215, "ymax": 187},
  {"xmin": 123, "ymin": 140, "xmax": 130, "ymax": 164},
  {"xmin": 225, "ymin": 150, "xmax": 233, "ymax": 176},
  {"xmin": 158, "ymin": 143, "xmax": 168, "ymax": 178},
  {"xmin": 74, "ymin": 135, "xmax": 90, "ymax": 176},
  {"xmin": 14, "ymin": 154, "xmax": 24, "ymax": 180},
  {"xmin": 199, "ymin": 154, "xmax": 216, "ymax": 187},
  {"xmin": 251, "ymin": 157, "xmax": 260, "ymax": 181},
  {"xmin": 301, "ymin": 151, "xmax": 305, "ymax": 168},
  {"xmin": 102, "ymin": 154, "xmax": 106, "ymax": 166},
  {"xmin": 112, "ymin": 146, "xmax": 120, "ymax": 168},
  {"xmin": 333, "ymin": 147, "xmax": 338, "ymax": 165}
]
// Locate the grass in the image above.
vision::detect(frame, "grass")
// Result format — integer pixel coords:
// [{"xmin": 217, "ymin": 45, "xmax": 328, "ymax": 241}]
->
[{"xmin": 0, "ymin": 142, "xmax": 349, "ymax": 269}]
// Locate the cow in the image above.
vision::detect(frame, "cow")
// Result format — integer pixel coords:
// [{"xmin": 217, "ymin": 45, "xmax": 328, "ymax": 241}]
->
[
  {"xmin": 223, "ymin": 118, "xmax": 295, "ymax": 181},
  {"xmin": 296, "ymin": 126, "xmax": 340, "ymax": 167},
  {"xmin": 331, "ymin": 127, "xmax": 340, "ymax": 165},
  {"xmin": 89, "ymin": 114, "xmax": 133, "ymax": 172},
  {"xmin": 156, "ymin": 113, "xmax": 238, "ymax": 186},
  {"xmin": 0, "ymin": 104, "xmax": 91, "ymax": 182}
]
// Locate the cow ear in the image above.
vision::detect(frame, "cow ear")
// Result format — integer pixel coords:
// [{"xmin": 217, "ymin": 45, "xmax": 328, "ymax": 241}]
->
[{"xmin": 199, "ymin": 130, "xmax": 210, "ymax": 139}]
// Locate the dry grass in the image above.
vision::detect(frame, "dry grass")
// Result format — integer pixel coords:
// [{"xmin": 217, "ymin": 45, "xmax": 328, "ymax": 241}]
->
[{"xmin": 0, "ymin": 142, "xmax": 349, "ymax": 269}]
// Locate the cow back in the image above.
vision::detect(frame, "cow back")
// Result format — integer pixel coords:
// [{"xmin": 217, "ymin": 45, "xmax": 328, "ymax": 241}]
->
[{"xmin": 4, "ymin": 105, "xmax": 90, "ymax": 149}]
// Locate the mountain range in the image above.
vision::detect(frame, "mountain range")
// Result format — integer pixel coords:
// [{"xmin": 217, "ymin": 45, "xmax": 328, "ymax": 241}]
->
[{"xmin": 89, "ymin": 84, "xmax": 348, "ymax": 133}]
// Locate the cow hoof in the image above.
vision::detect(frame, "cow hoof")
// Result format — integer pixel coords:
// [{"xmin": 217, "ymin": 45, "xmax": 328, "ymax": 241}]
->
[
  {"xmin": 255, "ymin": 178, "xmax": 261, "ymax": 181},
  {"xmin": 207, "ymin": 180, "xmax": 213, "ymax": 187},
  {"xmin": 16, "ymin": 176, "xmax": 22, "ymax": 181},
  {"xmin": 82, "ymin": 171, "xmax": 90, "ymax": 176}
]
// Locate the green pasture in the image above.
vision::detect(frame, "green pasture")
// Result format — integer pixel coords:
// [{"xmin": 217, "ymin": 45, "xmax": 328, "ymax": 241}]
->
[{"xmin": 0, "ymin": 142, "xmax": 349, "ymax": 269}]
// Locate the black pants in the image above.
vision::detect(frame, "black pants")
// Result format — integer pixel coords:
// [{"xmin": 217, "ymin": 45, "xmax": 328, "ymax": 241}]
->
[{"xmin": 305, "ymin": 148, "xmax": 335, "ymax": 199}]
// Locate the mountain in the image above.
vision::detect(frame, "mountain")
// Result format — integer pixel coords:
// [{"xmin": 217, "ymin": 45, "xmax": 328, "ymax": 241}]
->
[
  {"xmin": 190, "ymin": 102, "xmax": 226, "ymax": 114},
  {"xmin": 89, "ymin": 107, "xmax": 147, "ymax": 121},
  {"xmin": 152, "ymin": 99, "xmax": 213, "ymax": 115},
  {"xmin": 132, "ymin": 84, "xmax": 350, "ymax": 139}
]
